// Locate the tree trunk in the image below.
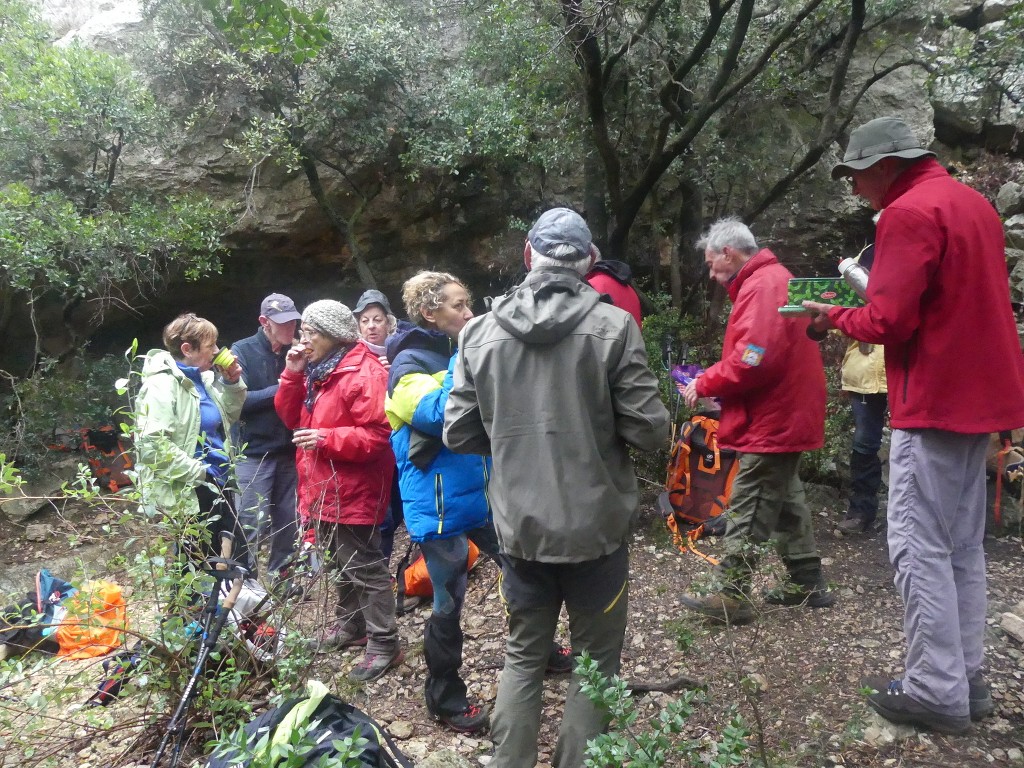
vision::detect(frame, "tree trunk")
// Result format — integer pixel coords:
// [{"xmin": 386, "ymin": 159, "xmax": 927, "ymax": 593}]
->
[
  {"xmin": 584, "ymin": 151, "xmax": 608, "ymax": 251},
  {"xmin": 298, "ymin": 154, "xmax": 377, "ymax": 288},
  {"xmin": 675, "ymin": 178, "xmax": 705, "ymax": 315}
]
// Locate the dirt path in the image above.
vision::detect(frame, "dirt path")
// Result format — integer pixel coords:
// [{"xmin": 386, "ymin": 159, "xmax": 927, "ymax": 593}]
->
[{"xmin": 1, "ymin": 485, "xmax": 1023, "ymax": 767}]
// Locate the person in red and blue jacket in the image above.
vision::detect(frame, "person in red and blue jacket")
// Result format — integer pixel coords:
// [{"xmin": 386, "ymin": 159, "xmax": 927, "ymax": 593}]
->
[
  {"xmin": 385, "ymin": 271, "xmax": 492, "ymax": 734},
  {"xmin": 680, "ymin": 217, "xmax": 834, "ymax": 625}
]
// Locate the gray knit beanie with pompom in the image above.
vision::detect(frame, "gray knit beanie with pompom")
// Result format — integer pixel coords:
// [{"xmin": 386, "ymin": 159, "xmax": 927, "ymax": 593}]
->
[{"xmin": 302, "ymin": 300, "xmax": 359, "ymax": 343}]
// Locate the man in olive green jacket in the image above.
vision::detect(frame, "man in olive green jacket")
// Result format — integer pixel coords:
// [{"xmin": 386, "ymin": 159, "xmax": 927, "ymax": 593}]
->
[{"xmin": 444, "ymin": 208, "xmax": 669, "ymax": 768}]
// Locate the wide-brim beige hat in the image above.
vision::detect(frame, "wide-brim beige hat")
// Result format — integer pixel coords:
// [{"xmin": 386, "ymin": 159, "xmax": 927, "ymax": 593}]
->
[{"xmin": 831, "ymin": 116, "xmax": 935, "ymax": 179}]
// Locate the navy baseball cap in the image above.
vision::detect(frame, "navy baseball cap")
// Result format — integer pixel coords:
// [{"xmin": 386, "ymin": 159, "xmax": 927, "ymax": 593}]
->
[{"xmin": 260, "ymin": 293, "xmax": 302, "ymax": 322}]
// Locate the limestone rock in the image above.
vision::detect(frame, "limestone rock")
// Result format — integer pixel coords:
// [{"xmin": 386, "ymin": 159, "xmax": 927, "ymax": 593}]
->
[
  {"xmin": 23, "ymin": 0, "xmax": 1020, "ymax": 379},
  {"xmin": 931, "ymin": 0, "xmax": 985, "ymax": 26},
  {"xmin": 998, "ymin": 182, "xmax": 1024, "ymax": 217},
  {"xmin": 861, "ymin": 713, "xmax": 917, "ymax": 746},
  {"xmin": 25, "ymin": 523, "xmax": 51, "ymax": 542},
  {"xmin": 981, "ymin": 0, "xmax": 1017, "ymax": 24},
  {"xmin": 0, "ymin": 458, "xmax": 82, "ymax": 523},
  {"xmin": 53, "ymin": 1, "xmax": 144, "ymax": 55},
  {"xmin": 417, "ymin": 749, "xmax": 476, "ymax": 768},
  {"xmin": 388, "ymin": 720, "xmax": 415, "ymax": 739},
  {"xmin": 1006, "ymin": 215, "xmax": 1024, "ymax": 251},
  {"xmin": 1008, "ymin": 249, "xmax": 1024, "ymax": 304},
  {"xmin": 1000, "ymin": 612, "xmax": 1024, "ymax": 643}
]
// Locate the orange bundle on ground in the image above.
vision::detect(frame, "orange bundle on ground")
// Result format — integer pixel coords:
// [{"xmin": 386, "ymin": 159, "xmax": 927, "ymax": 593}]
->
[{"xmin": 55, "ymin": 580, "xmax": 127, "ymax": 660}]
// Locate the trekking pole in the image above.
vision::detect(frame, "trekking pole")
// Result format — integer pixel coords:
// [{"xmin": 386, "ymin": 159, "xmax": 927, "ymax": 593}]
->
[{"xmin": 150, "ymin": 532, "xmax": 246, "ymax": 768}]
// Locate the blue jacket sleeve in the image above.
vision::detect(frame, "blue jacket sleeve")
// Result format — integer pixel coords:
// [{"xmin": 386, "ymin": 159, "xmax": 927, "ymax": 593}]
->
[
  {"xmin": 410, "ymin": 354, "xmax": 456, "ymax": 437},
  {"xmin": 239, "ymin": 383, "xmax": 279, "ymax": 416}
]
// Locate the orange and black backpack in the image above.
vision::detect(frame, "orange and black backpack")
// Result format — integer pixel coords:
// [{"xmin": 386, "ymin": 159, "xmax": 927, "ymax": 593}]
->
[{"xmin": 658, "ymin": 415, "xmax": 739, "ymax": 563}]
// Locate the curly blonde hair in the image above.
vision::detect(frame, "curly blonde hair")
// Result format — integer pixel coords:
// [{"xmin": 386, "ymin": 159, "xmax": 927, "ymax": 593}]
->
[{"xmin": 401, "ymin": 271, "xmax": 471, "ymax": 326}]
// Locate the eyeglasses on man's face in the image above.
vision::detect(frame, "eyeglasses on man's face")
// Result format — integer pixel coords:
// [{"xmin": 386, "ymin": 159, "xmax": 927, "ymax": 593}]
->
[{"xmin": 299, "ymin": 326, "xmax": 321, "ymax": 340}]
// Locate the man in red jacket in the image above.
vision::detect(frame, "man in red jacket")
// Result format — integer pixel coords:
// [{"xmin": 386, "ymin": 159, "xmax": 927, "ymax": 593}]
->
[
  {"xmin": 806, "ymin": 116, "xmax": 1024, "ymax": 735},
  {"xmin": 680, "ymin": 217, "xmax": 834, "ymax": 625}
]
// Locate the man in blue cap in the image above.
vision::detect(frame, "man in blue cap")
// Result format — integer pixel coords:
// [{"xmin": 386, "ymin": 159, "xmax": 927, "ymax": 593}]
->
[
  {"xmin": 444, "ymin": 207, "xmax": 669, "ymax": 768},
  {"xmin": 232, "ymin": 293, "xmax": 302, "ymax": 586}
]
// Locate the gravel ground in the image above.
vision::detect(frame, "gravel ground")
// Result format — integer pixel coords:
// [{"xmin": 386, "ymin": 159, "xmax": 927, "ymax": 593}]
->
[{"xmin": 2, "ymin": 484, "xmax": 1023, "ymax": 767}]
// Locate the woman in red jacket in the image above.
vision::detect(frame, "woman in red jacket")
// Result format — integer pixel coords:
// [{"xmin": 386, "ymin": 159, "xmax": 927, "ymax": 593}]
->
[{"xmin": 274, "ymin": 299, "xmax": 401, "ymax": 683}]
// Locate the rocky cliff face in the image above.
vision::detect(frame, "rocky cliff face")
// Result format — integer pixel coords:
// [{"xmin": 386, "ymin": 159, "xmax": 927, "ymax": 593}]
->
[{"xmin": 18, "ymin": 0, "xmax": 1024, "ymax": 361}]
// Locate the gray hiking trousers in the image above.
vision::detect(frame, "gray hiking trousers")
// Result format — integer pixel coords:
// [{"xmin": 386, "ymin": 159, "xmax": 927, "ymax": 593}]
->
[
  {"xmin": 490, "ymin": 545, "xmax": 629, "ymax": 768},
  {"xmin": 888, "ymin": 428, "xmax": 988, "ymax": 717}
]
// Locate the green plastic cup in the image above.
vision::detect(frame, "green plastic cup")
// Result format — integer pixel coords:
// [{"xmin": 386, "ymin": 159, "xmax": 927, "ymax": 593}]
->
[{"xmin": 212, "ymin": 348, "xmax": 234, "ymax": 368}]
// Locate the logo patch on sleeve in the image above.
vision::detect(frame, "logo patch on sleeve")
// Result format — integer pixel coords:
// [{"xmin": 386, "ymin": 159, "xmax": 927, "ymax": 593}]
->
[{"xmin": 741, "ymin": 344, "xmax": 765, "ymax": 367}]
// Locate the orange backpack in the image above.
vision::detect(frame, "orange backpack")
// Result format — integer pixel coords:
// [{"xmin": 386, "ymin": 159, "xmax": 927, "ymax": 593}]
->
[
  {"xmin": 395, "ymin": 541, "xmax": 481, "ymax": 613},
  {"xmin": 659, "ymin": 415, "xmax": 739, "ymax": 563}
]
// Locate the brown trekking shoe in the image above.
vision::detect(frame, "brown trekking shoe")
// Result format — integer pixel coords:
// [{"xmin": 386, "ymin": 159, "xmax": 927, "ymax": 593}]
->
[
  {"xmin": 680, "ymin": 591, "xmax": 754, "ymax": 625},
  {"xmin": 838, "ymin": 516, "xmax": 870, "ymax": 535},
  {"xmin": 310, "ymin": 623, "xmax": 367, "ymax": 653}
]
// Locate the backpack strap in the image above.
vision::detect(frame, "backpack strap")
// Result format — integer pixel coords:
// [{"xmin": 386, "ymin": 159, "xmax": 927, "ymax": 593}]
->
[
  {"xmin": 994, "ymin": 434, "xmax": 1016, "ymax": 530},
  {"xmin": 665, "ymin": 421, "xmax": 696, "ymax": 514},
  {"xmin": 320, "ymin": 695, "xmax": 414, "ymax": 768},
  {"xmin": 371, "ymin": 717, "xmax": 415, "ymax": 768}
]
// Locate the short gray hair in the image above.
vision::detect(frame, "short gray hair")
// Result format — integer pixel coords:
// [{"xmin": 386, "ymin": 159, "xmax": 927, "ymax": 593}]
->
[
  {"xmin": 697, "ymin": 217, "xmax": 758, "ymax": 256},
  {"xmin": 531, "ymin": 243, "xmax": 592, "ymax": 275}
]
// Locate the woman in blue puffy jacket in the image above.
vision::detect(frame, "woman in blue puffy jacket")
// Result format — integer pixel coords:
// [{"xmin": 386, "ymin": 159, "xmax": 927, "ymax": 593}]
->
[{"xmin": 385, "ymin": 271, "xmax": 492, "ymax": 734}]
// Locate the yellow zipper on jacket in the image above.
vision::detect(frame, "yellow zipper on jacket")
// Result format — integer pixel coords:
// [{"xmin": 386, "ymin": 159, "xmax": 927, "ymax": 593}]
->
[{"xmin": 482, "ymin": 458, "xmax": 491, "ymax": 514}]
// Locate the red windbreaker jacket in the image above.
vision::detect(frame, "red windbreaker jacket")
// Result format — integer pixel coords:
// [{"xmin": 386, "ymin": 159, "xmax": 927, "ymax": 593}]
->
[
  {"xmin": 828, "ymin": 158, "xmax": 1024, "ymax": 433},
  {"xmin": 696, "ymin": 249, "xmax": 826, "ymax": 453},
  {"xmin": 274, "ymin": 342, "xmax": 393, "ymax": 525}
]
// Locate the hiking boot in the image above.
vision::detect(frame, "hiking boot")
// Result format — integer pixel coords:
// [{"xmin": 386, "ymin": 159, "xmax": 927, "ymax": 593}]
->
[
  {"xmin": 312, "ymin": 623, "xmax": 367, "ymax": 653},
  {"xmin": 763, "ymin": 576, "xmax": 836, "ymax": 609},
  {"xmin": 432, "ymin": 703, "xmax": 490, "ymax": 734},
  {"xmin": 680, "ymin": 591, "xmax": 754, "ymax": 625},
  {"xmin": 837, "ymin": 516, "xmax": 870, "ymax": 535},
  {"xmin": 349, "ymin": 647, "xmax": 404, "ymax": 683},
  {"xmin": 969, "ymin": 673, "xmax": 995, "ymax": 721},
  {"xmin": 545, "ymin": 643, "xmax": 574, "ymax": 675},
  {"xmin": 862, "ymin": 676, "xmax": 970, "ymax": 735}
]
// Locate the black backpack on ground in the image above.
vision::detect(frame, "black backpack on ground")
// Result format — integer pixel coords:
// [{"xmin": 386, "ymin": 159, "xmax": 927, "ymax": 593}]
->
[{"xmin": 205, "ymin": 692, "xmax": 412, "ymax": 768}]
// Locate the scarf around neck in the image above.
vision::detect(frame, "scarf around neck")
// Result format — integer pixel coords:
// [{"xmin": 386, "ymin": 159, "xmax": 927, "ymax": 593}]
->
[{"xmin": 304, "ymin": 346, "xmax": 348, "ymax": 413}]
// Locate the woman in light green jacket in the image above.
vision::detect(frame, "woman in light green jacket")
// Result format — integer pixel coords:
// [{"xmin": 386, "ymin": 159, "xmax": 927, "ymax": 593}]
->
[{"xmin": 135, "ymin": 313, "xmax": 249, "ymax": 565}]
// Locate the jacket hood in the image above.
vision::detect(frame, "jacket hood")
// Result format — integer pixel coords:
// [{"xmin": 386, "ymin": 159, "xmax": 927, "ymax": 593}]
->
[
  {"xmin": 491, "ymin": 267, "xmax": 601, "ymax": 344},
  {"xmin": 587, "ymin": 259, "xmax": 633, "ymax": 284},
  {"xmin": 386, "ymin": 321, "xmax": 453, "ymax": 394},
  {"xmin": 727, "ymin": 249, "xmax": 779, "ymax": 302},
  {"xmin": 385, "ymin": 320, "xmax": 449, "ymax": 362},
  {"xmin": 141, "ymin": 348, "xmax": 185, "ymax": 378}
]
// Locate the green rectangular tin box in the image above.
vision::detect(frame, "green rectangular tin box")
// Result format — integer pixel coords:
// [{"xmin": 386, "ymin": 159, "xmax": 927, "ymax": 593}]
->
[{"xmin": 779, "ymin": 277, "xmax": 865, "ymax": 315}]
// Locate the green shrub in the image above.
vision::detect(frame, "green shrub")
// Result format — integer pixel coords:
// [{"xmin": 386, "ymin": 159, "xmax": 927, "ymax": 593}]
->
[
  {"xmin": 0, "ymin": 352, "xmax": 127, "ymax": 482},
  {"xmin": 577, "ymin": 651, "xmax": 750, "ymax": 767}
]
